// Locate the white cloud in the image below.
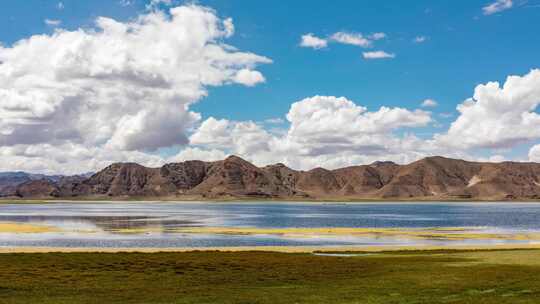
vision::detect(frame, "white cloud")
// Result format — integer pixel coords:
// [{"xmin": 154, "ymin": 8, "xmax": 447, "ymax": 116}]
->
[
  {"xmin": 483, "ymin": 0, "xmax": 513, "ymax": 15},
  {"xmin": 436, "ymin": 69, "xmax": 540, "ymax": 149},
  {"xmin": 57, "ymin": 2, "xmax": 64, "ymax": 10},
  {"xmin": 234, "ymin": 69, "xmax": 266, "ymax": 86},
  {"xmin": 189, "ymin": 96, "xmax": 436, "ymax": 170},
  {"xmin": 223, "ymin": 17, "xmax": 234, "ymax": 37},
  {"xmin": 137, "ymin": 69, "xmax": 540, "ymax": 169},
  {"xmin": 301, "ymin": 31, "xmax": 386, "ymax": 52},
  {"xmin": 190, "ymin": 117, "xmax": 236, "ymax": 148},
  {"xmin": 529, "ymin": 144, "xmax": 540, "ymax": 162},
  {"xmin": 421, "ymin": 99, "xmax": 438, "ymax": 107},
  {"xmin": 264, "ymin": 118, "xmax": 285, "ymax": 124},
  {"xmin": 168, "ymin": 147, "xmax": 227, "ymax": 163},
  {"xmin": 369, "ymin": 32, "xmax": 386, "ymax": 40},
  {"xmin": 44, "ymin": 19, "xmax": 61, "ymax": 26},
  {"xmin": 0, "ymin": 5, "xmax": 270, "ymax": 173},
  {"xmin": 330, "ymin": 32, "xmax": 371, "ymax": 47},
  {"xmin": 414, "ymin": 36, "xmax": 427, "ymax": 43},
  {"xmin": 299, "ymin": 33, "xmax": 328, "ymax": 49},
  {"xmin": 0, "ymin": 143, "xmax": 165, "ymax": 175},
  {"xmin": 362, "ymin": 51, "xmax": 395, "ymax": 59},
  {"xmin": 190, "ymin": 117, "xmax": 272, "ymax": 155},
  {"xmin": 4, "ymin": 4, "xmax": 538, "ymax": 174},
  {"xmin": 286, "ymin": 96, "xmax": 431, "ymax": 135}
]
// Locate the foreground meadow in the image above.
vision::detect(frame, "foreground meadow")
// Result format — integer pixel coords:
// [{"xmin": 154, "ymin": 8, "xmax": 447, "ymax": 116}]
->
[{"xmin": 1, "ymin": 249, "xmax": 540, "ymax": 303}]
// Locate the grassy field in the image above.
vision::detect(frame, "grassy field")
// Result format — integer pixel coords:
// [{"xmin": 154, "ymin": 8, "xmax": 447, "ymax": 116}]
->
[{"xmin": 1, "ymin": 249, "xmax": 540, "ymax": 304}]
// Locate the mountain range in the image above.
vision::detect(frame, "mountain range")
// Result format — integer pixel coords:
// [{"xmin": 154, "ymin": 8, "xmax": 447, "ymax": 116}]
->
[{"xmin": 2, "ymin": 155, "xmax": 540, "ymax": 200}]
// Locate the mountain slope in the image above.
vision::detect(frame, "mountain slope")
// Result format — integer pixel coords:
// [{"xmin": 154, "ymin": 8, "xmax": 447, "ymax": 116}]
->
[
  {"xmin": 3, "ymin": 156, "xmax": 540, "ymax": 200},
  {"xmin": 189, "ymin": 156, "xmax": 306, "ymax": 198},
  {"xmin": 0, "ymin": 172, "xmax": 86, "ymax": 197}
]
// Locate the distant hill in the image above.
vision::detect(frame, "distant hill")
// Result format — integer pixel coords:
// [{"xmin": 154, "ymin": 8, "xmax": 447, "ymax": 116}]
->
[
  {"xmin": 0, "ymin": 172, "xmax": 92, "ymax": 198},
  {"xmin": 2, "ymin": 156, "xmax": 540, "ymax": 201}
]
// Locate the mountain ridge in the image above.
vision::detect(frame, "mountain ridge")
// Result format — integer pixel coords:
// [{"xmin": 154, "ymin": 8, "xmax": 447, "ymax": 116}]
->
[{"xmin": 2, "ymin": 155, "xmax": 540, "ymax": 200}]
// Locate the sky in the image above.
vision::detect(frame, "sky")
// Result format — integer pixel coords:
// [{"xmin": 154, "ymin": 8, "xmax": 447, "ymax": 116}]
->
[{"xmin": 1, "ymin": 0, "xmax": 540, "ymax": 174}]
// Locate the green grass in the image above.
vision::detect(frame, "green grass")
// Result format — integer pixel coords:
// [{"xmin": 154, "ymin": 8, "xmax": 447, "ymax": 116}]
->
[{"xmin": 1, "ymin": 250, "xmax": 540, "ymax": 303}]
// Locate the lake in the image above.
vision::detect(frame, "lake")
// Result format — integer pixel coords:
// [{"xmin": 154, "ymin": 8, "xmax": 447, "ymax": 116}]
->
[{"xmin": 1, "ymin": 202, "xmax": 540, "ymax": 249}]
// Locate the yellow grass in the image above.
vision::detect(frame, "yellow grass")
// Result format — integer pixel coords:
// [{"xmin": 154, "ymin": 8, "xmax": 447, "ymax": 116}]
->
[
  {"xmin": 172, "ymin": 226, "xmax": 540, "ymax": 241},
  {"xmin": 0, "ymin": 222, "xmax": 60, "ymax": 233}
]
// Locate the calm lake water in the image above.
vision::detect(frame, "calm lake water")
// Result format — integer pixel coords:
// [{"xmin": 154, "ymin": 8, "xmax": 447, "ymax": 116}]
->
[{"xmin": 1, "ymin": 202, "xmax": 540, "ymax": 248}]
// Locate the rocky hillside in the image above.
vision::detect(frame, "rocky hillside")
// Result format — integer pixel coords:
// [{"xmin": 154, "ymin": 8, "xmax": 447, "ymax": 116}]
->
[
  {"xmin": 0, "ymin": 172, "xmax": 71, "ymax": 197},
  {"xmin": 3, "ymin": 156, "xmax": 540, "ymax": 200}
]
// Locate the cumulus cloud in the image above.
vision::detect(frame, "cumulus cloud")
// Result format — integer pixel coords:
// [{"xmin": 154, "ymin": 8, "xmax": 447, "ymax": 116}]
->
[
  {"xmin": 483, "ymin": 0, "xmax": 513, "ymax": 15},
  {"xmin": 286, "ymin": 96, "xmax": 431, "ymax": 136},
  {"xmin": 0, "ymin": 143, "xmax": 165, "ymax": 175},
  {"xmin": 145, "ymin": 70, "xmax": 540, "ymax": 169},
  {"xmin": 190, "ymin": 117, "xmax": 236, "ymax": 148},
  {"xmin": 362, "ymin": 51, "xmax": 395, "ymax": 59},
  {"xmin": 168, "ymin": 147, "xmax": 227, "ymax": 163},
  {"xmin": 189, "ymin": 96, "xmax": 436, "ymax": 170},
  {"xmin": 4, "ymin": 4, "xmax": 538, "ymax": 174},
  {"xmin": 421, "ymin": 99, "xmax": 438, "ymax": 107},
  {"xmin": 190, "ymin": 117, "xmax": 272, "ymax": 155},
  {"xmin": 299, "ymin": 33, "xmax": 328, "ymax": 49},
  {"xmin": 223, "ymin": 17, "xmax": 234, "ymax": 37},
  {"xmin": 234, "ymin": 69, "xmax": 266, "ymax": 86},
  {"xmin": 0, "ymin": 143, "xmax": 226, "ymax": 175},
  {"xmin": 0, "ymin": 5, "xmax": 270, "ymax": 173},
  {"xmin": 435, "ymin": 69, "xmax": 540, "ymax": 149},
  {"xmin": 529, "ymin": 144, "xmax": 540, "ymax": 162}
]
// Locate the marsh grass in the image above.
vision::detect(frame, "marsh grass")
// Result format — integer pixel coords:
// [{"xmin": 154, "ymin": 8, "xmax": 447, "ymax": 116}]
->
[{"xmin": 1, "ymin": 250, "xmax": 540, "ymax": 303}]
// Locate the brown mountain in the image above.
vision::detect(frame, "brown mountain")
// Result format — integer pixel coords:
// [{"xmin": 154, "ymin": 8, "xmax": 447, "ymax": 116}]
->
[
  {"xmin": 4, "ymin": 156, "xmax": 540, "ymax": 200},
  {"xmin": 186, "ymin": 156, "xmax": 301, "ymax": 198},
  {"xmin": 15, "ymin": 179, "xmax": 60, "ymax": 198}
]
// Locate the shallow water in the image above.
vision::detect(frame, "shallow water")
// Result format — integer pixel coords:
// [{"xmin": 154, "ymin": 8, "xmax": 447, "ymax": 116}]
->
[{"xmin": 1, "ymin": 201, "xmax": 540, "ymax": 248}]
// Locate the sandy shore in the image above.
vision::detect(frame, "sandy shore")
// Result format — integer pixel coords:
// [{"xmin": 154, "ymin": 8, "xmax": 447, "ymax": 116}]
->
[{"xmin": 2, "ymin": 243, "xmax": 540, "ymax": 254}]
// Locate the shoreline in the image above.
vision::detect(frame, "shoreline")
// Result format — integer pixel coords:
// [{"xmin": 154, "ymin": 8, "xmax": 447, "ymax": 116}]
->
[
  {"xmin": 3, "ymin": 243, "xmax": 540, "ymax": 254},
  {"xmin": 2, "ymin": 198, "xmax": 540, "ymax": 204}
]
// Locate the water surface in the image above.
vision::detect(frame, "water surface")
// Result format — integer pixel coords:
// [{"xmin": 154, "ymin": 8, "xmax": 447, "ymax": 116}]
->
[{"xmin": 1, "ymin": 202, "xmax": 540, "ymax": 248}]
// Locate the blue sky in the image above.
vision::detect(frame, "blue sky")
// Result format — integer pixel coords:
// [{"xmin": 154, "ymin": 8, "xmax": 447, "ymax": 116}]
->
[
  {"xmin": 2, "ymin": 0, "xmax": 538, "ymax": 122},
  {"xmin": 1, "ymin": 0, "xmax": 540, "ymax": 173}
]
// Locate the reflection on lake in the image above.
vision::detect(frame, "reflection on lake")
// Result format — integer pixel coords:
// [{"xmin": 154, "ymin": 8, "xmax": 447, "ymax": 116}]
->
[{"xmin": 1, "ymin": 202, "xmax": 540, "ymax": 248}]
